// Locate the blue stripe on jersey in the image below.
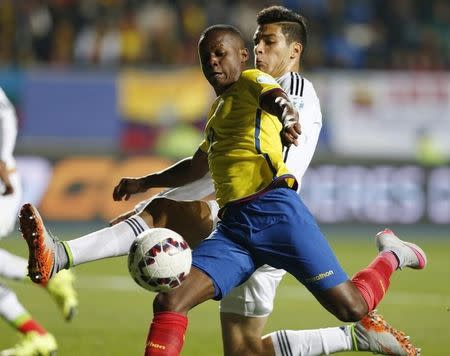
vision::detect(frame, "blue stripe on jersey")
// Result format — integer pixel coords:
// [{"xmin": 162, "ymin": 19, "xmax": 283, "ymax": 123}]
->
[{"xmin": 254, "ymin": 109, "xmax": 277, "ymax": 177}]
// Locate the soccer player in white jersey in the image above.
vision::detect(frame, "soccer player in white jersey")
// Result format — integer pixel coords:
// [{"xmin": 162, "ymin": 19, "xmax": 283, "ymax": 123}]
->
[
  {"xmin": 0, "ymin": 87, "xmax": 78, "ymax": 356},
  {"xmin": 18, "ymin": 7, "xmax": 419, "ymax": 356}
]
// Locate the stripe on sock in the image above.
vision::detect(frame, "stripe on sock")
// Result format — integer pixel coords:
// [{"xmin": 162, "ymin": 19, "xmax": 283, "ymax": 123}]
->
[
  {"xmin": 276, "ymin": 331, "xmax": 287, "ymax": 356},
  {"xmin": 276, "ymin": 330, "xmax": 293, "ymax": 356},
  {"xmin": 124, "ymin": 220, "xmax": 140, "ymax": 237},
  {"xmin": 127, "ymin": 218, "xmax": 143, "ymax": 234},
  {"xmin": 282, "ymin": 330, "xmax": 292, "ymax": 356},
  {"xmin": 129, "ymin": 217, "xmax": 145, "ymax": 234}
]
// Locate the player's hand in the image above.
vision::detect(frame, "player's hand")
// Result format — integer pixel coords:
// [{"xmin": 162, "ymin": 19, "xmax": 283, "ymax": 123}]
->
[
  {"xmin": 113, "ymin": 177, "xmax": 148, "ymax": 201},
  {"xmin": 0, "ymin": 160, "xmax": 14, "ymax": 196},
  {"xmin": 109, "ymin": 209, "xmax": 136, "ymax": 226},
  {"xmin": 275, "ymin": 97, "xmax": 301, "ymax": 146}
]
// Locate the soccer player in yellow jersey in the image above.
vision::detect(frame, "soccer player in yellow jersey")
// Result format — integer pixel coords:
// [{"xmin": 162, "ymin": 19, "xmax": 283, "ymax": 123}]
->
[{"xmin": 19, "ymin": 7, "xmax": 423, "ymax": 356}]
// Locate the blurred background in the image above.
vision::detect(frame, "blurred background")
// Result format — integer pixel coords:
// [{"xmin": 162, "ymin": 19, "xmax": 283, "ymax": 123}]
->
[
  {"xmin": 1, "ymin": 1, "xmax": 449, "ymax": 355},
  {"xmin": 0, "ymin": 0, "xmax": 449, "ymax": 225}
]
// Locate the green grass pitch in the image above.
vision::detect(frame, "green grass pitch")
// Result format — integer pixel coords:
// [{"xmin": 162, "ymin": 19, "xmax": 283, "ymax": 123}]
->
[{"xmin": 1, "ymin": 224, "xmax": 449, "ymax": 355}]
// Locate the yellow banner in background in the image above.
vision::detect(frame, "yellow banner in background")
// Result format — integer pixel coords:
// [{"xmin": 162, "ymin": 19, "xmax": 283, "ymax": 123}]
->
[{"xmin": 118, "ymin": 68, "xmax": 213, "ymax": 124}]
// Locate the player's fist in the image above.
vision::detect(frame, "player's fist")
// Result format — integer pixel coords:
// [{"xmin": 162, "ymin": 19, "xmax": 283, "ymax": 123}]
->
[
  {"xmin": 113, "ymin": 177, "xmax": 148, "ymax": 201},
  {"xmin": 275, "ymin": 97, "xmax": 301, "ymax": 146}
]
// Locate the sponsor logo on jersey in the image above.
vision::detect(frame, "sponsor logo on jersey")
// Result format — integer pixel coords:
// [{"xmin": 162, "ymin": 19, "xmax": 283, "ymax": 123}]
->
[{"xmin": 256, "ymin": 75, "xmax": 278, "ymax": 85}]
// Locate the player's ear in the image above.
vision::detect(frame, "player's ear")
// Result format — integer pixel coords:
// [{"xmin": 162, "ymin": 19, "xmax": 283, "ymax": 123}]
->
[
  {"xmin": 240, "ymin": 48, "xmax": 249, "ymax": 63},
  {"xmin": 291, "ymin": 42, "xmax": 302, "ymax": 59}
]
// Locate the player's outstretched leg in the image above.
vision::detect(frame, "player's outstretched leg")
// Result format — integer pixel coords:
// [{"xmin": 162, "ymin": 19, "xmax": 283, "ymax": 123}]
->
[
  {"xmin": 375, "ymin": 229, "xmax": 427, "ymax": 270},
  {"xmin": 45, "ymin": 269, "xmax": 78, "ymax": 322},
  {"xmin": 18, "ymin": 203, "xmax": 64, "ymax": 284},
  {"xmin": 352, "ymin": 310, "xmax": 421, "ymax": 356},
  {"xmin": 264, "ymin": 310, "xmax": 420, "ymax": 356},
  {"xmin": 0, "ymin": 286, "xmax": 57, "ymax": 356},
  {"xmin": 349, "ymin": 229, "xmax": 427, "ymax": 316}
]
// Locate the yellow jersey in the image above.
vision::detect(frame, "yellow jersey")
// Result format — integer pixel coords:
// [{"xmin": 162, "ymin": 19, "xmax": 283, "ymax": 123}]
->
[{"xmin": 199, "ymin": 69, "xmax": 297, "ymax": 208}]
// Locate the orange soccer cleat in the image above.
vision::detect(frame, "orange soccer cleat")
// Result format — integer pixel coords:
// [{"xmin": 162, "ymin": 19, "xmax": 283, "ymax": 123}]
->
[
  {"xmin": 352, "ymin": 310, "xmax": 421, "ymax": 356},
  {"xmin": 19, "ymin": 203, "xmax": 59, "ymax": 285}
]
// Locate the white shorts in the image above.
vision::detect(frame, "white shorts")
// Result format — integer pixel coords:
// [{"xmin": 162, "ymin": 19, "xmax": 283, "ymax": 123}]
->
[
  {"xmin": 207, "ymin": 200, "xmax": 287, "ymax": 317},
  {"xmin": 220, "ymin": 264, "xmax": 286, "ymax": 317},
  {"xmin": 0, "ymin": 171, "xmax": 22, "ymax": 239}
]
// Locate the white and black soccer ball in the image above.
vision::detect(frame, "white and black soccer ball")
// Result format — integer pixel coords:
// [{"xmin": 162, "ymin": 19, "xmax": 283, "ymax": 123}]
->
[{"xmin": 128, "ymin": 228, "xmax": 192, "ymax": 293}]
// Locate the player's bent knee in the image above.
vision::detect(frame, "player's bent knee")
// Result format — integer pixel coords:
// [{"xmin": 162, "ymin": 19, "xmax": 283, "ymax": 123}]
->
[
  {"xmin": 333, "ymin": 302, "xmax": 367, "ymax": 322},
  {"xmin": 143, "ymin": 197, "xmax": 171, "ymax": 219}
]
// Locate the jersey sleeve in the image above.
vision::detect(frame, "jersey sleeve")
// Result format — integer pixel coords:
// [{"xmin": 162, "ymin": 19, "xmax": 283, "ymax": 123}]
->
[
  {"xmin": 242, "ymin": 69, "xmax": 282, "ymax": 103},
  {"xmin": 0, "ymin": 88, "xmax": 17, "ymax": 168},
  {"xmin": 283, "ymin": 78, "xmax": 323, "ymax": 187}
]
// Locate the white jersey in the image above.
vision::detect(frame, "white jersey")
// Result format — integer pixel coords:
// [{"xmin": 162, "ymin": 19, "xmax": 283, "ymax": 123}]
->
[
  {"xmin": 0, "ymin": 87, "xmax": 21, "ymax": 238},
  {"xmin": 135, "ymin": 72, "xmax": 322, "ymax": 212},
  {"xmin": 278, "ymin": 72, "xmax": 322, "ymax": 187},
  {"xmin": 0, "ymin": 87, "xmax": 17, "ymax": 170}
]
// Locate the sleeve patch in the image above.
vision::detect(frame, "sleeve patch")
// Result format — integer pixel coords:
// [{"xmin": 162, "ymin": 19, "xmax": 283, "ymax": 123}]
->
[{"xmin": 256, "ymin": 74, "xmax": 278, "ymax": 85}]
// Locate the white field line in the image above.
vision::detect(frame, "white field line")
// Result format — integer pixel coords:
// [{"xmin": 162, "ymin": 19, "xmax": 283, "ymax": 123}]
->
[{"xmin": 76, "ymin": 275, "xmax": 450, "ymax": 307}]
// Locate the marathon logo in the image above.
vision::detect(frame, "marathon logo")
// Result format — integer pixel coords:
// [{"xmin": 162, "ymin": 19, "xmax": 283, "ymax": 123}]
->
[{"xmin": 305, "ymin": 270, "xmax": 334, "ymax": 283}]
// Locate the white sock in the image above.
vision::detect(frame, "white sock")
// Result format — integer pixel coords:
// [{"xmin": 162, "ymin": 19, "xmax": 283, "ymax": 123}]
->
[
  {"xmin": 66, "ymin": 215, "xmax": 151, "ymax": 267},
  {"xmin": 0, "ymin": 249, "xmax": 27, "ymax": 280},
  {"xmin": 268, "ymin": 326, "xmax": 352, "ymax": 356},
  {"xmin": 0, "ymin": 284, "xmax": 28, "ymax": 324}
]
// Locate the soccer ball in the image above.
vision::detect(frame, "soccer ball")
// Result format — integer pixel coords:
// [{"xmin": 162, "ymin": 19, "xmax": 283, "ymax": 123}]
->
[{"xmin": 128, "ymin": 228, "xmax": 192, "ymax": 293}]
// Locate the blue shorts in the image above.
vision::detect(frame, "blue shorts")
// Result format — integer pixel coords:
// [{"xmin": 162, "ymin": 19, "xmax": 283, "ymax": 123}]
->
[{"xmin": 192, "ymin": 187, "xmax": 348, "ymax": 300}]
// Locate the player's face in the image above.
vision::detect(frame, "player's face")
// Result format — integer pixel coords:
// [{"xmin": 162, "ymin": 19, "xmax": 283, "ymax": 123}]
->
[
  {"xmin": 253, "ymin": 24, "xmax": 294, "ymax": 78},
  {"xmin": 199, "ymin": 31, "xmax": 248, "ymax": 95}
]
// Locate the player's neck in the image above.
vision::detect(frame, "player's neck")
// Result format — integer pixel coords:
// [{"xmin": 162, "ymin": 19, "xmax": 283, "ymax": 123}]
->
[{"xmin": 288, "ymin": 62, "xmax": 300, "ymax": 73}]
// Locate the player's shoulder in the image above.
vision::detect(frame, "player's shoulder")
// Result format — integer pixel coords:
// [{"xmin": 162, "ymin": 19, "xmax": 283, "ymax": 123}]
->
[
  {"xmin": 241, "ymin": 69, "xmax": 278, "ymax": 86},
  {"xmin": 0, "ymin": 87, "xmax": 12, "ymax": 111},
  {"xmin": 277, "ymin": 72, "xmax": 317, "ymax": 98},
  {"xmin": 0, "ymin": 87, "xmax": 7, "ymax": 103}
]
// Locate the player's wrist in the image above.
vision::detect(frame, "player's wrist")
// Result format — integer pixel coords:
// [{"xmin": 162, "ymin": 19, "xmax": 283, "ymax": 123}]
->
[
  {"xmin": 141, "ymin": 175, "xmax": 155, "ymax": 190},
  {"xmin": 142, "ymin": 173, "xmax": 166, "ymax": 191}
]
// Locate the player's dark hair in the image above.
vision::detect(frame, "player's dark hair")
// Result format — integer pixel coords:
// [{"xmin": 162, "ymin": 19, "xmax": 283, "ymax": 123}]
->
[
  {"xmin": 199, "ymin": 24, "xmax": 245, "ymax": 47},
  {"xmin": 257, "ymin": 6, "xmax": 308, "ymax": 50}
]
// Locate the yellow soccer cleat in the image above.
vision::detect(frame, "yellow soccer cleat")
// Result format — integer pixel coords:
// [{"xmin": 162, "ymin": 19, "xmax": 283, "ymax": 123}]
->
[
  {"xmin": 46, "ymin": 269, "xmax": 78, "ymax": 322},
  {"xmin": 0, "ymin": 332, "xmax": 57, "ymax": 356}
]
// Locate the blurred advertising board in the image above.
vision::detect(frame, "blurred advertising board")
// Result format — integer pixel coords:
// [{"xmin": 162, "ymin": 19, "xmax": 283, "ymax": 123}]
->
[
  {"xmin": 118, "ymin": 68, "xmax": 213, "ymax": 124},
  {"xmin": 3, "ymin": 69, "xmax": 449, "ymax": 159},
  {"xmin": 301, "ymin": 164, "xmax": 449, "ymax": 224},
  {"xmin": 21, "ymin": 70, "xmax": 120, "ymax": 142},
  {"xmin": 17, "ymin": 156, "xmax": 450, "ymax": 225},
  {"xmin": 320, "ymin": 72, "xmax": 450, "ymax": 161}
]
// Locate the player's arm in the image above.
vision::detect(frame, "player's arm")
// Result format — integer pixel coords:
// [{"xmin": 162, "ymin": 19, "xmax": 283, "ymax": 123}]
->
[
  {"xmin": 259, "ymin": 89, "xmax": 301, "ymax": 146},
  {"xmin": 112, "ymin": 147, "xmax": 209, "ymax": 201},
  {"xmin": 0, "ymin": 93, "xmax": 14, "ymax": 195}
]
